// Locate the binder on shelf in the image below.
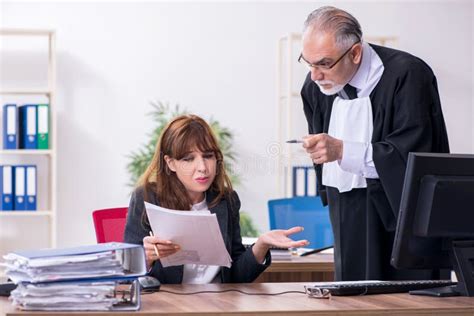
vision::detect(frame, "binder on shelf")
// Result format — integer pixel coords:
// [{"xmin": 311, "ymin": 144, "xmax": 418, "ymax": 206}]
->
[
  {"xmin": 18, "ymin": 104, "xmax": 37, "ymax": 149},
  {"xmin": 13, "ymin": 166, "xmax": 26, "ymax": 210},
  {"xmin": 37, "ymin": 104, "xmax": 49, "ymax": 149},
  {"xmin": 3, "ymin": 104, "xmax": 18, "ymax": 149},
  {"xmin": 0, "ymin": 165, "xmax": 14, "ymax": 211},
  {"xmin": 26, "ymin": 166, "xmax": 37, "ymax": 211}
]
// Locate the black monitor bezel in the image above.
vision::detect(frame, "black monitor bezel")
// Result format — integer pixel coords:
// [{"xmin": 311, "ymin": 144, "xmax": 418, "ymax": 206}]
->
[{"xmin": 391, "ymin": 152, "xmax": 474, "ymax": 270}]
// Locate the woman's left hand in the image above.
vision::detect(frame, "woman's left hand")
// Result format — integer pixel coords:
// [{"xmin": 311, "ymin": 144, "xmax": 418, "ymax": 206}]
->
[
  {"xmin": 252, "ymin": 226, "xmax": 309, "ymax": 263},
  {"xmin": 258, "ymin": 226, "xmax": 309, "ymax": 249}
]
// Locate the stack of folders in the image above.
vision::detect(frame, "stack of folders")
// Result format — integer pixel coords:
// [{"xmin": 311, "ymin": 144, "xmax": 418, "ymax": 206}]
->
[
  {"xmin": 0, "ymin": 165, "xmax": 37, "ymax": 211},
  {"xmin": 1, "ymin": 243, "xmax": 146, "ymax": 311},
  {"xmin": 2, "ymin": 104, "xmax": 49, "ymax": 150}
]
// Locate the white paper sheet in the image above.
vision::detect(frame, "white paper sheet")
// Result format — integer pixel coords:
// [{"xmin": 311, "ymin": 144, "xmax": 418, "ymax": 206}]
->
[{"xmin": 145, "ymin": 202, "xmax": 232, "ymax": 268}]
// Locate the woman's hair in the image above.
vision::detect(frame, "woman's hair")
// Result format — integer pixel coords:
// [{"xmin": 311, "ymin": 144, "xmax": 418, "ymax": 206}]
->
[{"xmin": 138, "ymin": 114, "xmax": 233, "ymax": 211}]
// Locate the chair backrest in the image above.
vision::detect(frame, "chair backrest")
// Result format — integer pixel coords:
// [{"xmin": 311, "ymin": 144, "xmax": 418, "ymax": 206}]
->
[
  {"xmin": 268, "ymin": 196, "xmax": 333, "ymax": 249},
  {"xmin": 92, "ymin": 207, "xmax": 128, "ymax": 243}
]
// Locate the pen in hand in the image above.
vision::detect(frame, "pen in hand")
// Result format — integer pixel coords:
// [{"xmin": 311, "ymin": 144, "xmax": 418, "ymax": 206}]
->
[
  {"xmin": 149, "ymin": 231, "xmax": 160, "ymax": 258},
  {"xmin": 286, "ymin": 139, "xmax": 303, "ymax": 144}
]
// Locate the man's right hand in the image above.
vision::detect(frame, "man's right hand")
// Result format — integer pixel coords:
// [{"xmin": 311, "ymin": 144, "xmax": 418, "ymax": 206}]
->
[{"xmin": 303, "ymin": 133, "xmax": 343, "ymax": 164}]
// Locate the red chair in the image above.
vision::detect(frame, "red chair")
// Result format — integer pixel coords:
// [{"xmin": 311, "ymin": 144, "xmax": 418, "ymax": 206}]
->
[{"xmin": 92, "ymin": 207, "xmax": 128, "ymax": 243}]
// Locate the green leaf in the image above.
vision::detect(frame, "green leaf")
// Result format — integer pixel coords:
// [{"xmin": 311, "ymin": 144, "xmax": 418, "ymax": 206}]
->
[{"xmin": 239, "ymin": 212, "xmax": 259, "ymax": 237}]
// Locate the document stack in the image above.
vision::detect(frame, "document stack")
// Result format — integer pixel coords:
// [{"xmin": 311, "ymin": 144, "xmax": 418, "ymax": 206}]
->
[{"xmin": 1, "ymin": 243, "xmax": 146, "ymax": 311}]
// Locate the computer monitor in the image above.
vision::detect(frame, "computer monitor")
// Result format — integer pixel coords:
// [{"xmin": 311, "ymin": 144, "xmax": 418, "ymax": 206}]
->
[{"xmin": 391, "ymin": 153, "xmax": 474, "ymax": 297}]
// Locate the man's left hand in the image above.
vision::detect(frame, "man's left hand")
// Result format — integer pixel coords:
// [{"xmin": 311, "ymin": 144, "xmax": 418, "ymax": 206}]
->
[{"xmin": 303, "ymin": 133, "xmax": 343, "ymax": 164}]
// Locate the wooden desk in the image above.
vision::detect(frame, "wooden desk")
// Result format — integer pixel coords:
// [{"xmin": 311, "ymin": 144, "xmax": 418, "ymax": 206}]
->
[
  {"xmin": 256, "ymin": 253, "xmax": 334, "ymax": 282},
  {"xmin": 2, "ymin": 282, "xmax": 474, "ymax": 315}
]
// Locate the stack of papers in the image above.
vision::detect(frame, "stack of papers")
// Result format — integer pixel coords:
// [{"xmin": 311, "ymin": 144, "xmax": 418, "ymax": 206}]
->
[
  {"xmin": 145, "ymin": 202, "xmax": 232, "ymax": 268},
  {"xmin": 10, "ymin": 281, "xmax": 119, "ymax": 311},
  {"xmin": 269, "ymin": 249, "xmax": 292, "ymax": 260},
  {"xmin": 2, "ymin": 251, "xmax": 124, "ymax": 284},
  {"xmin": 1, "ymin": 243, "xmax": 145, "ymax": 311}
]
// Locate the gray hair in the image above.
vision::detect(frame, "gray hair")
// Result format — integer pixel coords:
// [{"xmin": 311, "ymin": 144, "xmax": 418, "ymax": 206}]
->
[{"xmin": 303, "ymin": 6, "xmax": 362, "ymax": 49}]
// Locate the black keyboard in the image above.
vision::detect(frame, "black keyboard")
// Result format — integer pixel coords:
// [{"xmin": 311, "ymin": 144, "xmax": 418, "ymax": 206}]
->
[{"xmin": 305, "ymin": 280, "xmax": 456, "ymax": 297}]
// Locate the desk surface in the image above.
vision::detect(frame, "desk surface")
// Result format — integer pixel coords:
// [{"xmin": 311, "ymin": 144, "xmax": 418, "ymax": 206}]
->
[{"xmin": 2, "ymin": 282, "xmax": 474, "ymax": 316}]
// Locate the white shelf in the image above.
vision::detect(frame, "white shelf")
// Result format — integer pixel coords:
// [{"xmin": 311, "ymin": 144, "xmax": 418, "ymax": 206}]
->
[
  {"xmin": 0, "ymin": 211, "xmax": 53, "ymax": 217},
  {"xmin": 0, "ymin": 29, "xmax": 54, "ymax": 36},
  {"xmin": 0, "ymin": 90, "xmax": 52, "ymax": 96},
  {"xmin": 0, "ymin": 28, "xmax": 58, "ymax": 255},
  {"xmin": 0, "ymin": 150, "xmax": 52, "ymax": 156}
]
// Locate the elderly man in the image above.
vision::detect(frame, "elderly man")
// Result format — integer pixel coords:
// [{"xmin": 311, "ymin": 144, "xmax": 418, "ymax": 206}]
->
[{"xmin": 299, "ymin": 6, "xmax": 449, "ymax": 281}]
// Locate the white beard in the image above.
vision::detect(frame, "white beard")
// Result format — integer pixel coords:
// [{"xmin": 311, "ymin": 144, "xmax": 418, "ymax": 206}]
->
[{"xmin": 314, "ymin": 80, "xmax": 345, "ymax": 96}]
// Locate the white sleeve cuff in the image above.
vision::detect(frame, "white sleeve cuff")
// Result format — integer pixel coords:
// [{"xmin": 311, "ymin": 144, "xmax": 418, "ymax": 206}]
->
[
  {"xmin": 364, "ymin": 144, "xmax": 379, "ymax": 179},
  {"xmin": 339, "ymin": 141, "xmax": 366, "ymax": 175},
  {"xmin": 339, "ymin": 141, "xmax": 379, "ymax": 179}
]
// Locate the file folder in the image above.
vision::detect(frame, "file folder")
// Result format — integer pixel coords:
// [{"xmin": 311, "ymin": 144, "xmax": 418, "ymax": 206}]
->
[
  {"xmin": 19, "ymin": 104, "xmax": 37, "ymax": 149},
  {"xmin": 26, "ymin": 165, "xmax": 37, "ymax": 211},
  {"xmin": 4, "ymin": 242, "xmax": 147, "ymax": 284},
  {"xmin": 3, "ymin": 104, "xmax": 18, "ymax": 149},
  {"xmin": 13, "ymin": 166, "xmax": 26, "ymax": 210},
  {"xmin": 0, "ymin": 165, "xmax": 13, "ymax": 211},
  {"xmin": 37, "ymin": 104, "xmax": 49, "ymax": 149},
  {"xmin": 11, "ymin": 278, "xmax": 141, "ymax": 311}
]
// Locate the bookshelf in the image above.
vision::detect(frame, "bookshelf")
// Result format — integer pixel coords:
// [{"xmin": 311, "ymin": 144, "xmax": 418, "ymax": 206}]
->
[
  {"xmin": 276, "ymin": 33, "xmax": 398, "ymax": 197},
  {"xmin": 0, "ymin": 29, "xmax": 57, "ymax": 261}
]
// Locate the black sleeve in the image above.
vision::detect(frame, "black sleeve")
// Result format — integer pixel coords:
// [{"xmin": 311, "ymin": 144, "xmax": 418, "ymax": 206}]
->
[
  {"xmin": 373, "ymin": 61, "xmax": 449, "ymax": 219},
  {"xmin": 226, "ymin": 191, "xmax": 271, "ymax": 283},
  {"xmin": 301, "ymin": 74, "xmax": 328, "ymax": 206},
  {"xmin": 124, "ymin": 187, "xmax": 183, "ymax": 284},
  {"xmin": 123, "ymin": 187, "xmax": 149, "ymax": 245}
]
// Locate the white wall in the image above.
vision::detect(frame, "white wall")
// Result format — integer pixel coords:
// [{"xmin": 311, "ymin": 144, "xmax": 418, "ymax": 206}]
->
[{"xmin": 1, "ymin": 1, "xmax": 472, "ymax": 250}]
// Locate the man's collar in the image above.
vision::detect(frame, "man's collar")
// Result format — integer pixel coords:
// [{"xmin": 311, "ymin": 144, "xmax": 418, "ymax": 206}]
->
[{"xmin": 348, "ymin": 41, "xmax": 371, "ymax": 91}]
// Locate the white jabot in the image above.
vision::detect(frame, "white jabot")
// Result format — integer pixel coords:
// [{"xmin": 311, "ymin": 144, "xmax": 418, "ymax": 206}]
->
[
  {"xmin": 322, "ymin": 42, "xmax": 384, "ymax": 192},
  {"xmin": 348, "ymin": 41, "xmax": 384, "ymax": 98},
  {"xmin": 182, "ymin": 196, "xmax": 221, "ymax": 284}
]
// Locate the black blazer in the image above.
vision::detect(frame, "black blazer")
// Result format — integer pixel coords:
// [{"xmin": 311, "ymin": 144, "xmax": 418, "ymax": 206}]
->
[{"xmin": 123, "ymin": 186, "xmax": 271, "ymax": 284}]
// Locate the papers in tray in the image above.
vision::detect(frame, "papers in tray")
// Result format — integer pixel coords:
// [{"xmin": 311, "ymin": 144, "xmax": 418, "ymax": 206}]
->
[
  {"xmin": 270, "ymin": 249, "xmax": 292, "ymax": 260},
  {"xmin": 1, "ymin": 243, "xmax": 146, "ymax": 284},
  {"xmin": 145, "ymin": 202, "xmax": 232, "ymax": 268},
  {"xmin": 242, "ymin": 237, "xmax": 292, "ymax": 260}
]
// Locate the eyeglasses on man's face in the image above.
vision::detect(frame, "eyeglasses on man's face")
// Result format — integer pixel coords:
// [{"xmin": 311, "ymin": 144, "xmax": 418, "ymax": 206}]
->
[{"xmin": 298, "ymin": 40, "xmax": 361, "ymax": 71}]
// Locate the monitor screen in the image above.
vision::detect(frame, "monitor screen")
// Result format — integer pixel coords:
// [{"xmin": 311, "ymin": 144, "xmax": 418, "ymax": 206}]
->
[{"xmin": 391, "ymin": 152, "xmax": 474, "ymax": 296}]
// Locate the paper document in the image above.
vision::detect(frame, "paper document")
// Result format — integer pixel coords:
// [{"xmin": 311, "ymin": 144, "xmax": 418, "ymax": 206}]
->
[{"xmin": 145, "ymin": 202, "xmax": 232, "ymax": 268}]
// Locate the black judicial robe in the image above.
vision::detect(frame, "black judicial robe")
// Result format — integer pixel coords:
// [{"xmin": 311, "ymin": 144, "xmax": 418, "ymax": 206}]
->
[{"xmin": 301, "ymin": 44, "xmax": 450, "ymax": 280}]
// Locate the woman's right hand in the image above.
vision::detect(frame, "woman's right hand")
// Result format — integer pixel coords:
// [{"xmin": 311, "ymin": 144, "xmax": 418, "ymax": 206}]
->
[{"xmin": 143, "ymin": 235, "xmax": 181, "ymax": 270}]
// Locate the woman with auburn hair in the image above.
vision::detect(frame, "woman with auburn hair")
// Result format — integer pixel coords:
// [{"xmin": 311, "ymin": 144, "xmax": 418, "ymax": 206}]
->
[{"xmin": 124, "ymin": 114, "xmax": 308, "ymax": 284}]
